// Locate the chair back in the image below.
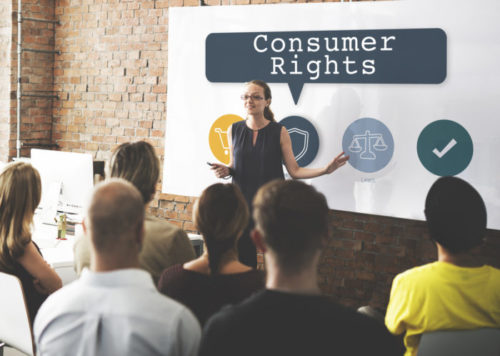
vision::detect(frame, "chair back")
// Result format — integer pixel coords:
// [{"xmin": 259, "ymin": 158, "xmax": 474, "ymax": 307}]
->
[
  {"xmin": 0, "ymin": 272, "xmax": 35, "ymax": 356},
  {"xmin": 417, "ymin": 328, "xmax": 500, "ymax": 356}
]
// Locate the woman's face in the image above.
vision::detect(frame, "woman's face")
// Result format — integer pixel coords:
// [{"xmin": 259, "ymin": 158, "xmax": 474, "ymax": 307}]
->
[{"xmin": 242, "ymin": 83, "xmax": 270, "ymax": 117}]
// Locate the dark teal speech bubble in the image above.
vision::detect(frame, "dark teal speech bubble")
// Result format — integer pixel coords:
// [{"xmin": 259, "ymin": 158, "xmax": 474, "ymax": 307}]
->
[{"xmin": 206, "ymin": 29, "xmax": 446, "ymax": 105}]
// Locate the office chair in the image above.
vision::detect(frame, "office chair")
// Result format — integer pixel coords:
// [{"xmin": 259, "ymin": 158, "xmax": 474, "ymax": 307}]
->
[
  {"xmin": 417, "ymin": 328, "xmax": 500, "ymax": 356},
  {"xmin": 0, "ymin": 272, "xmax": 35, "ymax": 356}
]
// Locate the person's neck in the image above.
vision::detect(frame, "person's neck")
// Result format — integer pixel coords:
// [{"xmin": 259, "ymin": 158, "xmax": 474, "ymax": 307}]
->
[
  {"xmin": 184, "ymin": 250, "xmax": 251, "ymax": 274},
  {"xmin": 436, "ymin": 243, "xmax": 483, "ymax": 268},
  {"xmin": 246, "ymin": 114, "xmax": 269, "ymax": 129},
  {"xmin": 91, "ymin": 253, "xmax": 141, "ymax": 272},
  {"xmin": 265, "ymin": 254, "xmax": 321, "ymax": 295}
]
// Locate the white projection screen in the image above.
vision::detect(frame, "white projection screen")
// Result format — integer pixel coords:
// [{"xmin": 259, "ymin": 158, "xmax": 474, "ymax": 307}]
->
[{"xmin": 163, "ymin": 0, "xmax": 500, "ymax": 229}]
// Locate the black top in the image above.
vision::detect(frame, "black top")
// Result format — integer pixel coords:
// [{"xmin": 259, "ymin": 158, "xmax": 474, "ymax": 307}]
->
[
  {"xmin": 0, "ymin": 242, "xmax": 47, "ymax": 325},
  {"xmin": 231, "ymin": 120, "xmax": 285, "ymax": 205},
  {"xmin": 200, "ymin": 289, "xmax": 400, "ymax": 356},
  {"xmin": 157, "ymin": 264, "xmax": 265, "ymax": 326}
]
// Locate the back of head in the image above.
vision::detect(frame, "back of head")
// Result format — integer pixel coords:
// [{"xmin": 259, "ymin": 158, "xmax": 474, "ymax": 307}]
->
[
  {"xmin": 0, "ymin": 162, "xmax": 41, "ymax": 270},
  {"xmin": 87, "ymin": 179, "xmax": 145, "ymax": 257},
  {"xmin": 194, "ymin": 183, "xmax": 249, "ymax": 274},
  {"xmin": 109, "ymin": 141, "xmax": 159, "ymax": 204},
  {"xmin": 425, "ymin": 176, "xmax": 486, "ymax": 254},
  {"xmin": 253, "ymin": 180, "xmax": 328, "ymax": 274}
]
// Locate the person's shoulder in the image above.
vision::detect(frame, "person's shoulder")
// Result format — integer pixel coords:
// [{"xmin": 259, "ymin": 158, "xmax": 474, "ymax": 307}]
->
[
  {"xmin": 158, "ymin": 264, "xmax": 185, "ymax": 288},
  {"xmin": 232, "ymin": 120, "xmax": 246, "ymax": 128},
  {"xmin": 393, "ymin": 261, "xmax": 438, "ymax": 285},
  {"xmin": 244, "ymin": 268, "xmax": 265, "ymax": 284},
  {"xmin": 319, "ymin": 302, "xmax": 399, "ymax": 355},
  {"xmin": 206, "ymin": 289, "xmax": 265, "ymax": 327},
  {"xmin": 34, "ymin": 280, "xmax": 84, "ymax": 330},
  {"xmin": 231, "ymin": 120, "xmax": 247, "ymax": 133},
  {"xmin": 153, "ymin": 289, "xmax": 200, "ymax": 324},
  {"xmin": 485, "ymin": 265, "xmax": 500, "ymax": 290},
  {"xmin": 145, "ymin": 214, "xmax": 187, "ymax": 239}
]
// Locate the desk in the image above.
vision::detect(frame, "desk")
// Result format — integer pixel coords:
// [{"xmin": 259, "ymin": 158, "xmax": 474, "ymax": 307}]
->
[{"xmin": 32, "ymin": 220, "xmax": 204, "ymax": 286}]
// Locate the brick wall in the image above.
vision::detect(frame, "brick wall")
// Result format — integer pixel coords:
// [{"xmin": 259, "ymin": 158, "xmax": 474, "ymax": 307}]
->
[
  {"xmin": 6, "ymin": 0, "xmax": 500, "ymax": 311},
  {"xmin": 0, "ymin": 1, "xmax": 12, "ymax": 161},
  {"xmin": 322, "ymin": 210, "xmax": 500, "ymax": 308}
]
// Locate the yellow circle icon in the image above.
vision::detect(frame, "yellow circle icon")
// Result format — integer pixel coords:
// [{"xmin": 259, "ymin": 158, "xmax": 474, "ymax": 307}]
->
[{"xmin": 209, "ymin": 114, "xmax": 244, "ymax": 165}]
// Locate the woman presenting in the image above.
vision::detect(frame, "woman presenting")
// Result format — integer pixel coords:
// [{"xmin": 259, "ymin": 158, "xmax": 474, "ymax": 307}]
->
[{"xmin": 211, "ymin": 80, "xmax": 349, "ymax": 267}]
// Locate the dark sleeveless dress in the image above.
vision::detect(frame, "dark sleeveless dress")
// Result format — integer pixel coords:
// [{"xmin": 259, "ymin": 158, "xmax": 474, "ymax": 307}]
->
[
  {"xmin": 232, "ymin": 120, "xmax": 285, "ymax": 267},
  {"xmin": 1, "ymin": 242, "xmax": 48, "ymax": 325}
]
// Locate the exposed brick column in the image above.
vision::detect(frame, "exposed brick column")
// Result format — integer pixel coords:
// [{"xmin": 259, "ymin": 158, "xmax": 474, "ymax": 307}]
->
[
  {"xmin": 10, "ymin": 0, "xmax": 57, "ymax": 159},
  {"xmin": 0, "ymin": 1, "xmax": 11, "ymax": 161}
]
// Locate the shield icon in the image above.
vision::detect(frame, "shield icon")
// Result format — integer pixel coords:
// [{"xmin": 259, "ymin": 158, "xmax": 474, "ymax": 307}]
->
[{"xmin": 288, "ymin": 127, "xmax": 309, "ymax": 161}]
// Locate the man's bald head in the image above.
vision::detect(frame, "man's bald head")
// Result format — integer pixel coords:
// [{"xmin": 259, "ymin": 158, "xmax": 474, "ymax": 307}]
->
[{"xmin": 87, "ymin": 179, "xmax": 145, "ymax": 256}]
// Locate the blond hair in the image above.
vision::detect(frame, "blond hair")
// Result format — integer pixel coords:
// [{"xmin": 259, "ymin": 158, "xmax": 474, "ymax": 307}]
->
[{"xmin": 0, "ymin": 162, "xmax": 41, "ymax": 271}]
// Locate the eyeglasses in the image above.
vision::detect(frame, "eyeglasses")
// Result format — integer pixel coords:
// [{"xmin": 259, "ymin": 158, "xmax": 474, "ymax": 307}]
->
[{"xmin": 240, "ymin": 94, "xmax": 264, "ymax": 101}]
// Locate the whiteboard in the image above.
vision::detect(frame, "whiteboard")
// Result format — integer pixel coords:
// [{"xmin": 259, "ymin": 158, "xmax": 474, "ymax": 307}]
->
[{"xmin": 163, "ymin": 0, "xmax": 500, "ymax": 229}]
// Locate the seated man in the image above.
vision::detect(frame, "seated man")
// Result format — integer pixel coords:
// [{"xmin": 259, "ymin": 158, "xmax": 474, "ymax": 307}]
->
[
  {"xmin": 34, "ymin": 180, "xmax": 201, "ymax": 356},
  {"xmin": 385, "ymin": 176, "xmax": 500, "ymax": 356},
  {"xmin": 74, "ymin": 141, "xmax": 195, "ymax": 284},
  {"xmin": 199, "ymin": 180, "xmax": 398, "ymax": 356}
]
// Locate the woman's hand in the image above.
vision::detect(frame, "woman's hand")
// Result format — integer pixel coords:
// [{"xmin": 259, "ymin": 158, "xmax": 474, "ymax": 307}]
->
[
  {"xmin": 210, "ymin": 163, "xmax": 231, "ymax": 179},
  {"xmin": 324, "ymin": 152, "xmax": 349, "ymax": 174}
]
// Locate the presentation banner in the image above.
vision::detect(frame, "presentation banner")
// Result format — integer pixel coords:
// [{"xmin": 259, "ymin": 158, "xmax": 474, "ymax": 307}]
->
[{"xmin": 163, "ymin": 0, "xmax": 500, "ymax": 229}]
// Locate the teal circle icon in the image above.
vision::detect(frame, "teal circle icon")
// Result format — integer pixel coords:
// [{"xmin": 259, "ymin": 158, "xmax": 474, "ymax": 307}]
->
[{"xmin": 417, "ymin": 120, "xmax": 473, "ymax": 176}]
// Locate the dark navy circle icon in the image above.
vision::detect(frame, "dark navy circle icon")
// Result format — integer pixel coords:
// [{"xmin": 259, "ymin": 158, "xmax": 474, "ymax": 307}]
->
[
  {"xmin": 280, "ymin": 116, "xmax": 319, "ymax": 167},
  {"xmin": 417, "ymin": 120, "xmax": 473, "ymax": 176},
  {"xmin": 342, "ymin": 118, "xmax": 394, "ymax": 173}
]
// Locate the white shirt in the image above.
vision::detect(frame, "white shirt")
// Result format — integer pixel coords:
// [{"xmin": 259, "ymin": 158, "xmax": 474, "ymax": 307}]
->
[{"xmin": 34, "ymin": 268, "xmax": 201, "ymax": 356}]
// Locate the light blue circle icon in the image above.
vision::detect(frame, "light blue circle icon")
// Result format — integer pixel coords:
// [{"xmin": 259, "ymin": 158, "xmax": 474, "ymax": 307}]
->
[
  {"xmin": 342, "ymin": 118, "xmax": 394, "ymax": 173},
  {"xmin": 280, "ymin": 116, "xmax": 319, "ymax": 167},
  {"xmin": 417, "ymin": 120, "xmax": 473, "ymax": 176}
]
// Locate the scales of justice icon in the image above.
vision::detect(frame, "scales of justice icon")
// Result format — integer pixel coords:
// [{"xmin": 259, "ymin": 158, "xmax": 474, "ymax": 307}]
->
[{"xmin": 348, "ymin": 130, "xmax": 388, "ymax": 160}]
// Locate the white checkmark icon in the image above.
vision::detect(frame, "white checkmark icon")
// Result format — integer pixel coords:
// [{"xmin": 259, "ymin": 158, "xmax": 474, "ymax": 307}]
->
[{"xmin": 433, "ymin": 139, "xmax": 457, "ymax": 158}]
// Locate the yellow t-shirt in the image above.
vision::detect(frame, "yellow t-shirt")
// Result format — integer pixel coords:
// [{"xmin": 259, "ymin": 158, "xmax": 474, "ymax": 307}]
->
[{"xmin": 385, "ymin": 261, "xmax": 500, "ymax": 356}]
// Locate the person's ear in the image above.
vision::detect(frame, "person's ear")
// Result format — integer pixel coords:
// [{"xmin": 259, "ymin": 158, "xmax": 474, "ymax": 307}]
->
[
  {"xmin": 136, "ymin": 221, "xmax": 145, "ymax": 249},
  {"xmin": 251, "ymin": 228, "xmax": 266, "ymax": 253},
  {"xmin": 82, "ymin": 218, "xmax": 88, "ymax": 235}
]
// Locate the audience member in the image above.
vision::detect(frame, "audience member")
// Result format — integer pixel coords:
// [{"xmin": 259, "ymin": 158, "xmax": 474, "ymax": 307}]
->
[
  {"xmin": 34, "ymin": 179, "xmax": 201, "ymax": 356},
  {"xmin": 158, "ymin": 183, "xmax": 264, "ymax": 326},
  {"xmin": 0, "ymin": 162, "xmax": 61, "ymax": 324},
  {"xmin": 199, "ymin": 180, "xmax": 398, "ymax": 356},
  {"xmin": 74, "ymin": 141, "xmax": 195, "ymax": 284},
  {"xmin": 385, "ymin": 176, "xmax": 500, "ymax": 356}
]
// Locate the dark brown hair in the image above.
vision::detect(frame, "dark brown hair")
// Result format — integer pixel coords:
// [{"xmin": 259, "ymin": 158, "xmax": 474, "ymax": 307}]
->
[
  {"xmin": 425, "ymin": 176, "xmax": 486, "ymax": 254},
  {"xmin": 109, "ymin": 141, "xmax": 159, "ymax": 204},
  {"xmin": 194, "ymin": 183, "xmax": 249, "ymax": 274},
  {"xmin": 253, "ymin": 180, "xmax": 328, "ymax": 273}
]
